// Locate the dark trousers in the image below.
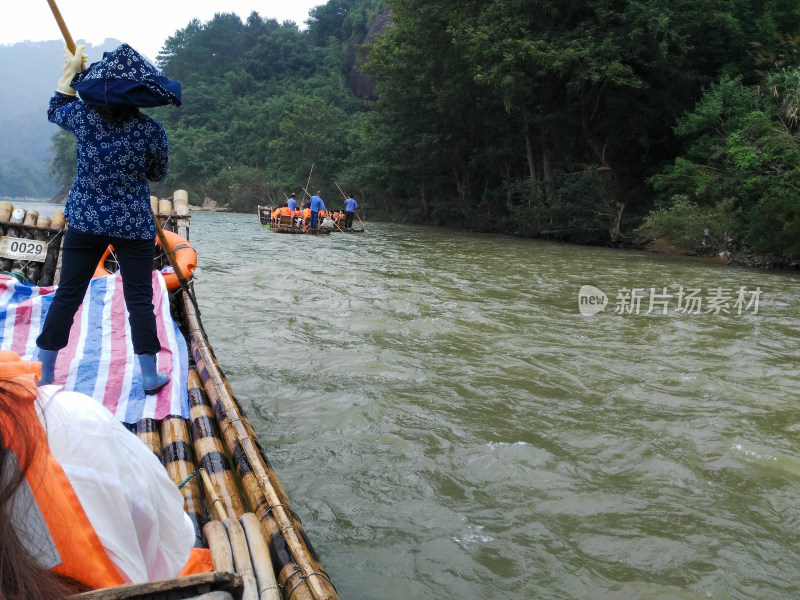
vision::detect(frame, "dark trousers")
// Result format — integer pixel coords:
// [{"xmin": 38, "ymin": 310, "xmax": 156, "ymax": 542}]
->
[
  {"xmin": 345, "ymin": 212, "xmax": 355, "ymax": 228},
  {"xmin": 310, "ymin": 211, "xmax": 319, "ymax": 229},
  {"xmin": 37, "ymin": 228, "xmax": 160, "ymax": 355}
]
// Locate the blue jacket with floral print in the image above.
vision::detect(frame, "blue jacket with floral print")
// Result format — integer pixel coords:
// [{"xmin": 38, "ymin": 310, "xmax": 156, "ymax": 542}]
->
[{"xmin": 48, "ymin": 92, "xmax": 168, "ymax": 240}]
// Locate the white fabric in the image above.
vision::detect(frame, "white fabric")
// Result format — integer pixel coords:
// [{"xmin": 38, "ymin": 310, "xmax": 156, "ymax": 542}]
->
[{"xmin": 35, "ymin": 385, "xmax": 194, "ymax": 583}]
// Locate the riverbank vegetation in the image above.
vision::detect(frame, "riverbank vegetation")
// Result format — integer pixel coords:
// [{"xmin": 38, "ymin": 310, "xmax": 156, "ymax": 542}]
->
[{"xmin": 49, "ymin": 0, "xmax": 800, "ymax": 260}]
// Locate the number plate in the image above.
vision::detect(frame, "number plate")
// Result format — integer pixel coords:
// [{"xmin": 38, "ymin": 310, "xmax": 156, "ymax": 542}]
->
[{"xmin": 0, "ymin": 236, "xmax": 47, "ymax": 262}]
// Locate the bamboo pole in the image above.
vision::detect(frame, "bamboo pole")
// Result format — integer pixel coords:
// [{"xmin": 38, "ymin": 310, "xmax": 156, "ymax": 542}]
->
[
  {"xmin": 200, "ymin": 468, "xmax": 229, "ymax": 521},
  {"xmin": 335, "ymin": 182, "xmax": 368, "ymax": 232},
  {"xmin": 224, "ymin": 517, "xmax": 259, "ymax": 600},
  {"xmin": 204, "ymin": 520, "xmax": 235, "ymax": 573},
  {"xmin": 46, "ymin": 0, "xmax": 76, "ymax": 52},
  {"xmin": 333, "ymin": 182, "xmax": 347, "ymax": 201},
  {"xmin": 302, "ymin": 164, "xmax": 314, "ymax": 201},
  {"xmin": 133, "ymin": 418, "xmax": 162, "ymax": 463},
  {"xmin": 45, "ymin": 0, "xmax": 85, "ymax": 68},
  {"xmin": 240, "ymin": 513, "xmax": 281, "ymax": 600},
  {"xmin": 188, "ymin": 370, "xmax": 248, "ymax": 520},
  {"xmin": 161, "ymin": 415, "xmax": 205, "ymax": 547}
]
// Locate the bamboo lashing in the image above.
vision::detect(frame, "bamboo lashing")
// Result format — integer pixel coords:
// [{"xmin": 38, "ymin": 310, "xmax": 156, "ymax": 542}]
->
[
  {"xmin": 182, "ymin": 290, "xmax": 338, "ymax": 600},
  {"xmin": 240, "ymin": 513, "xmax": 281, "ymax": 600},
  {"xmin": 224, "ymin": 517, "xmax": 259, "ymax": 600}
]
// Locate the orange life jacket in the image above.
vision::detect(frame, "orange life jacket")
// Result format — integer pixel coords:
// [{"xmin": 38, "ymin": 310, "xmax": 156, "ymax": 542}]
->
[
  {"xmin": 0, "ymin": 351, "xmax": 126, "ymax": 589},
  {"xmin": 302, "ymin": 208, "xmax": 311, "ymax": 219}
]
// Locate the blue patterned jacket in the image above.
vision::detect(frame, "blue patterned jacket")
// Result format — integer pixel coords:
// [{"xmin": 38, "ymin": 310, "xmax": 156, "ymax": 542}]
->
[{"xmin": 48, "ymin": 92, "xmax": 168, "ymax": 240}]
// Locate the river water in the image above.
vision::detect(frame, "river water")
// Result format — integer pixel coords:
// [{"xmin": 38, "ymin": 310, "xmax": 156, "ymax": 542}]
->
[{"xmin": 13, "ymin": 203, "xmax": 800, "ymax": 599}]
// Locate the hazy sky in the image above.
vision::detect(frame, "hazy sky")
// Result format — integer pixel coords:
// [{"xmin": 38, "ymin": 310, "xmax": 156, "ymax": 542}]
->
[{"xmin": 1, "ymin": 1, "xmax": 322, "ymax": 60}]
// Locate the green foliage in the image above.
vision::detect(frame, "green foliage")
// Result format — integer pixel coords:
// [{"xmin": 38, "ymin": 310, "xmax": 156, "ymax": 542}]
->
[
  {"xmin": 141, "ymin": 3, "xmax": 381, "ymax": 212},
  {"xmin": 651, "ymin": 67, "xmax": 800, "ymax": 257},
  {"xmin": 635, "ymin": 195, "xmax": 739, "ymax": 252},
  {"xmin": 35, "ymin": 0, "xmax": 800, "ymax": 256}
]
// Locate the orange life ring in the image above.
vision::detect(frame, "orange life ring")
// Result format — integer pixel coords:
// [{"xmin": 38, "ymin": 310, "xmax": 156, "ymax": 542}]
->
[
  {"xmin": 156, "ymin": 230, "xmax": 197, "ymax": 291},
  {"xmin": 91, "ymin": 232, "xmax": 197, "ymax": 292}
]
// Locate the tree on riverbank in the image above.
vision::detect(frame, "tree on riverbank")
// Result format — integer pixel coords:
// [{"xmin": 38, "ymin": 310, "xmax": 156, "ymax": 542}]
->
[
  {"xmin": 43, "ymin": 0, "xmax": 800, "ymax": 258},
  {"xmin": 642, "ymin": 61, "xmax": 800, "ymax": 259},
  {"xmin": 353, "ymin": 0, "xmax": 800, "ymax": 249}
]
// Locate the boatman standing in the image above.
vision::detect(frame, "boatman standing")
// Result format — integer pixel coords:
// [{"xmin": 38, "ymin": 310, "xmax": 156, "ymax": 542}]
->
[
  {"xmin": 287, "ymin": 193, "xmax": 297, "ymax": 211},
  {"xmin": 309, "ymin": 191, "xmax": 326, "ymax": 229},
  {"xmin": 344, "ymin": 194, "xmax": 358, "ymax": 229}
]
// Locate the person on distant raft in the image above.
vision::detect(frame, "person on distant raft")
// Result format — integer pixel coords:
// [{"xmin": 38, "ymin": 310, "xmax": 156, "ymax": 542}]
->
[
  {"xmin": 343, "ymin": 194, "xmax": 358, "ymax": 229},
  {"xmin": 309, "ymin": 191, "xmax": 326, "ymax": 229},
  {"xmin": 287, "ymin": 192, "xmax": 298, "ymax": 211},
  {"xmin": 36, "ymin": 44, "xmax": 181, "ymax": 394},
  {"xmin": 0, "ymin": 351, "xmax": 210, "ymax": 599}
]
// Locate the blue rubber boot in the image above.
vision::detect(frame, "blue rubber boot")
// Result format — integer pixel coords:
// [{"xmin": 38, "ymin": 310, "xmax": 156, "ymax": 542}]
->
[
  {"xmin": 37, "ymin": 348, "xmax": 59, "ymax": 386},
  {"xmin": 137, "ymin": 353, "xmax": 169, "ymax": 395}
]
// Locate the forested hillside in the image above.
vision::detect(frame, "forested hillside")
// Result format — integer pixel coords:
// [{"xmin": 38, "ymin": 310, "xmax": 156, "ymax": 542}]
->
[
  {"xmin": 0, "ymin": 39, "xmax": 121, "ymax": 197},
  {"xmin": 48, "ymin": 0, "xmax": 800, "ymax": 258}
]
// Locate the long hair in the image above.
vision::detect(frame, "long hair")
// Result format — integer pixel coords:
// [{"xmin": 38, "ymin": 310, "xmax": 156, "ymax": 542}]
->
[{"xmin": 0, "ymin": 383, "xmax": 86, "ymax": 600}]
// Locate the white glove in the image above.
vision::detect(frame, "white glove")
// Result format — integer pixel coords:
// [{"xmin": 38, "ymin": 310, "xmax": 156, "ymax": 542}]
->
[{"xmin": 56, "ymin": 44, "xmax": 87, "ymax": 96}]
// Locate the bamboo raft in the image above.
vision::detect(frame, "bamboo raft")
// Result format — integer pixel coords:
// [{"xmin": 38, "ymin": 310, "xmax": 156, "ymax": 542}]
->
[
  {"xmin": 257, "ymin": 206, "xmax": 332, "ymax": 235},
  {"xmin": 257, "ymin": 206, "xmax": 363, "ymax": 234},
  {"xmin": 0, "ymin": 194, "xmax": 339, "ymax": 600}
]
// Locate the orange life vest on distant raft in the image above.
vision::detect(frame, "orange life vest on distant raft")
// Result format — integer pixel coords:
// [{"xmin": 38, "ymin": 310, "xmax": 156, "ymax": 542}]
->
[{"xmin": 0, "ymin": 351, "xmax": 126, "ymax": 590}]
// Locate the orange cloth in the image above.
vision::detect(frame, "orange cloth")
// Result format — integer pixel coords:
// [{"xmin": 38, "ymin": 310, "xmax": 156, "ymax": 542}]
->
[
  {"xmin": 0, "ymin": 349, "xmax": 40, "ymax": 394},
  {"xmin": 179, "ymin": 548, "xmax": 214, "ymax": 576},
  {"xmin": 0, "ymin": 351, "xmax": 126, "ymax": 590}
]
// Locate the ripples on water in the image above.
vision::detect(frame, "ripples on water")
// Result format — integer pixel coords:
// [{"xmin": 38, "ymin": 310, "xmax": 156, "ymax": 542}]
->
[
  {"xmin": 184, "ymin": 213, "xmax": 800, "ymax": 600},
  {"xmin": 19, "ymin": 203, "xmax": 800, "ymax": 599}
]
